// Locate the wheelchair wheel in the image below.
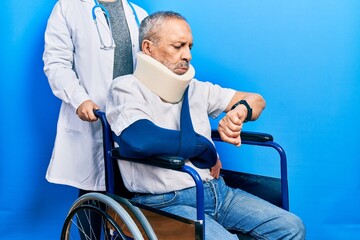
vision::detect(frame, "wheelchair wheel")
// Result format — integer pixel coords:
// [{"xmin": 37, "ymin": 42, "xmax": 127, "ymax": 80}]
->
[{"xmin": 61, "ymin": 192, "xmax": 145, "ymax": 240}]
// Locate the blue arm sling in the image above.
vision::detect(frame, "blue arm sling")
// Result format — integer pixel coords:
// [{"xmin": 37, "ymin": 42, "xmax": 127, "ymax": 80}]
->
[{"xmin": 113, "ymin": 87, "xmax": 217, "ymax": 169}]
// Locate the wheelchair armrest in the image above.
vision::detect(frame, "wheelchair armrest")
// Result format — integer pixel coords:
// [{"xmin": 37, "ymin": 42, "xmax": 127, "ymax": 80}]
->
[
  {"xmin": 111, "ymin": 147, "xmax": 205, "ymax": 222},
  {"xmin": 211, "ymin": 130, "xmax": 273, "ymax": 142},
  {"xmin": 111, "ymin": 147, "xmax": 185, "ymax": 170}
]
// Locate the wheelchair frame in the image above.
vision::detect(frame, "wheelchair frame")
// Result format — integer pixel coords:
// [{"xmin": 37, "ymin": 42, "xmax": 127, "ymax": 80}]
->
[{"xmin": 61, "ymin": 110, "xmax": 289, "ymax": 240}]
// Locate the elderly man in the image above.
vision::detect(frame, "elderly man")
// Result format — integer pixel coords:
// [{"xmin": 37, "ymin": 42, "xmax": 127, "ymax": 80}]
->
[{"xmin": 106, "ymin": 11, "xmax": 305, "ymax": 240}]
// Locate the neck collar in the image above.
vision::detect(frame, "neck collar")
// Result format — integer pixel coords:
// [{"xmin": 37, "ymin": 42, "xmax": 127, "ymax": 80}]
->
[{"xmin": 133, "ymin": 52, "xmax": 195, "ymax": 103}]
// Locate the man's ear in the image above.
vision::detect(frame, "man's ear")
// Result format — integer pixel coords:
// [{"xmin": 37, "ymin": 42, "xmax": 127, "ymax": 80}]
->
[{"xmin": 142, "ymin": 40, "xmax": 152, "ymax": 55}]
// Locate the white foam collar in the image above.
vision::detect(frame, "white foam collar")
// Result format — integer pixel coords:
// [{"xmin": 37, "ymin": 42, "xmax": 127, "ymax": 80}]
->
[{"xmin": 133, "ymin": 52, "xmax": 195, "ymax": 103}]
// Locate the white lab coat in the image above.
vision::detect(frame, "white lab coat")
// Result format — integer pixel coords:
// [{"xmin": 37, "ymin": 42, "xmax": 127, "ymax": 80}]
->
[{"xmin": 43, "ymin": 0, "xmax": 147, "ymax": 191}]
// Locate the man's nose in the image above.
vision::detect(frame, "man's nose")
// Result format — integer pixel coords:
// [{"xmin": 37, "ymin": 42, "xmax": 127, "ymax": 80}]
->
[{"xmin": 181, "ymin": 47, "xmax": 192, "ymax": 62}]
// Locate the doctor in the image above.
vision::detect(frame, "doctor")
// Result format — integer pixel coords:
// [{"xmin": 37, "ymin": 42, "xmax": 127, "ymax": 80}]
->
[{"xmin": 43, "ymin": 0, "xmax": 147, "ymax": 195}]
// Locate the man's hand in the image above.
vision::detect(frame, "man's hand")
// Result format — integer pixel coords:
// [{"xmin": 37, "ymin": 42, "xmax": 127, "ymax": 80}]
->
[
  {"xmin": 218, "ymin": 105, "xmax": 247, "ymax": 146},
  {"xmin": 76, "ymin": 100, "xmax": 100, "ymax": 122},
  {"xmin": 210, "ymin": 158, "xmax": 222, "ymax": 179}
]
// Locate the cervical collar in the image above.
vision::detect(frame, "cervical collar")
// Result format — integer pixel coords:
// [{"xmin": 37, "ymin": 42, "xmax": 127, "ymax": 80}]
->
[{"xmin": 133, "ymin": 52, "xmax": 195, "ymax": 103}]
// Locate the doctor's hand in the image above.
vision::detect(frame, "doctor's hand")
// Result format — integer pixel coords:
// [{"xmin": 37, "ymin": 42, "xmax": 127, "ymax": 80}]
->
[
  {"xmin": 210, "ymin": 158, "xmax": 222, "ymax": 179},
  {"xmin": 76, "ymin": 100, "xmax": 100, "ymax": 122},
  {"xmin": 218, "ymin": 105, "xmax": 247, "ymax": 147}
]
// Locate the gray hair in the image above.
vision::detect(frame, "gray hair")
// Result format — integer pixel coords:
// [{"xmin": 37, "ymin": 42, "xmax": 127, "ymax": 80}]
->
[{"xmin": 139, "ymin": 11, "xmax": 188, "ymax": 50}]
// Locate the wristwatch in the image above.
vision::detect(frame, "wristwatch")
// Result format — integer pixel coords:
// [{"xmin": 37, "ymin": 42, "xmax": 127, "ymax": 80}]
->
[{"xmin": 231, "ymin": 100, "xmax": 252, "ymax": 122}]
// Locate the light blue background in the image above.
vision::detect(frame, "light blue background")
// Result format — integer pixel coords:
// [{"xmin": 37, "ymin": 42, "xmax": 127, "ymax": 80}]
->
[{"xmin": 1, "ymin": 0, "xmax": 359, "ymax": 239}]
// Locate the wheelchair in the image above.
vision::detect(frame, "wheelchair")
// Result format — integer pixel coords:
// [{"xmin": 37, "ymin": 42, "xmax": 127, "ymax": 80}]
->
[{"xmin": 61, "ymin": 110, "xmax": 289, "ymax": 240}]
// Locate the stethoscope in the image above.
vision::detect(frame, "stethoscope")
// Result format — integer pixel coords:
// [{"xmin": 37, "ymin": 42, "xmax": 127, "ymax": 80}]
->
[{"xmin": 92, "ymin": 0, "xmax": 140, "ymax": 50}]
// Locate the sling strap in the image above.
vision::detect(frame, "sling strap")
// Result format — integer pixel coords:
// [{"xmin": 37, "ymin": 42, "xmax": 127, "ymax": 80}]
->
[
  {"xmin": 115, "ymin": 87, "xmax": 217, "ymax": 169},
  {"xmin": 178, "ymin": 87, "xmax": 217, "ymax": 168}
]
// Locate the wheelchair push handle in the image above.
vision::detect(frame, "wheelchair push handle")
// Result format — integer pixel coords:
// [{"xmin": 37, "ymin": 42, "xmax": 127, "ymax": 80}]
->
[
  {"xmin": 94, "ymin": 109, "xmax": 104, "ymax": 118},
  {"xmin": 94, "ymin": 109, "xmax": 110, "ymax": 129}
]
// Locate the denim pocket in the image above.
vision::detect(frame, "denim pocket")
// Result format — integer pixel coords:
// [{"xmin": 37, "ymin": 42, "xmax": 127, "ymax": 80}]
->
[{"xmin": 132, "ymin": 191, "xmax": 177, "ymax": 208}]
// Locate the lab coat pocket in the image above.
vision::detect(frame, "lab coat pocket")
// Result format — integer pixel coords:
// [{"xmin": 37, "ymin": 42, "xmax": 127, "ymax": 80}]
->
[{"xmin": 60, "ymin": 103, "xmax": 90, "ymax": 133}]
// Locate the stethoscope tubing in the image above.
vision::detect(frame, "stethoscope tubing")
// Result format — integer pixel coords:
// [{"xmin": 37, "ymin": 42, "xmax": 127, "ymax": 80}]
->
[{"xmin": 92, "ymin": 0, "xmax": 140, "ymax": 26}]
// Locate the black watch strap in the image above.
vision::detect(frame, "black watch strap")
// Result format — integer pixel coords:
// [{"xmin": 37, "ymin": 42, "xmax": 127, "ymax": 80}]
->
[{"xmin": 231, "ymin": 100, "xmax": 253, "ymax": 122}]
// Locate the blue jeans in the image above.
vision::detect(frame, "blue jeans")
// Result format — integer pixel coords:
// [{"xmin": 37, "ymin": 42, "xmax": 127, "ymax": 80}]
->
[{"xmin": 131, "ymin": 177, "xmax": 305, "ymax": 240}]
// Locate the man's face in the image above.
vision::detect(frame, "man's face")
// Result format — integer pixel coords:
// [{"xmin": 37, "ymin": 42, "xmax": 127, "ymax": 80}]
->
[{"xmin": 149, "ymin": 19, "xmax": 193, "ymax": 75}]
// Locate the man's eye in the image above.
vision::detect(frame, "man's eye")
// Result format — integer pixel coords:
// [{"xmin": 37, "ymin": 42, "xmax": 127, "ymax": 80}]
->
[{"xmin": 173, "ymin": 45, "xmax": 181, "ymax": 49}]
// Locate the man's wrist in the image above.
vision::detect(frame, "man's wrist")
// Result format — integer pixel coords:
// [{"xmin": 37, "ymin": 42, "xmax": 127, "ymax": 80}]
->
[{"xmin": 231, "ymin": 100, "xmax": 253, "ymax": 122}]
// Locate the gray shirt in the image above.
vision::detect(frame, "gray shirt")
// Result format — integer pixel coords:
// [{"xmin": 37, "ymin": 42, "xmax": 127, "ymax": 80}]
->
[{"xmin": 100, "ymin": 0, "xmax": 133, "ymax": 78}]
